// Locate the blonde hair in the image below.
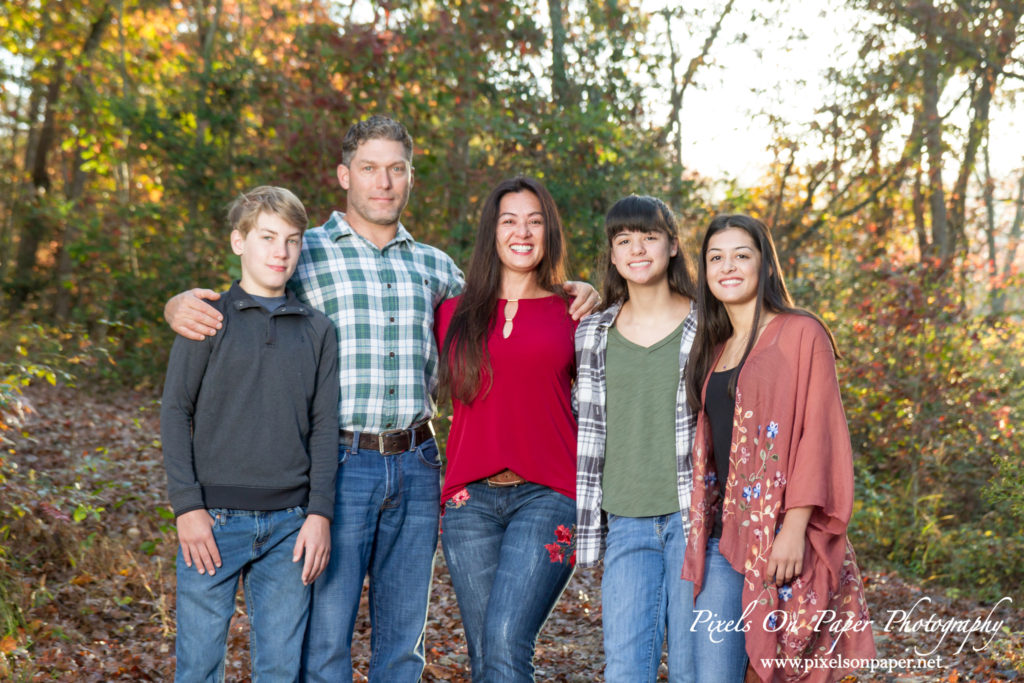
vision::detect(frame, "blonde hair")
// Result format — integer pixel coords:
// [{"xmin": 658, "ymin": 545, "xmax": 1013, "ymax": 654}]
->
[{"xmin": 228, "ymin": 186, "xmax": 308, "ymax": 236}]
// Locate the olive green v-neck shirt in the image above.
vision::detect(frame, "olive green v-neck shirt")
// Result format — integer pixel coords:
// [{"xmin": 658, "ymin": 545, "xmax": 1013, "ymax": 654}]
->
[{"xmin": 600, "ymin": 320, "xmax": 684, "ymax": 517}]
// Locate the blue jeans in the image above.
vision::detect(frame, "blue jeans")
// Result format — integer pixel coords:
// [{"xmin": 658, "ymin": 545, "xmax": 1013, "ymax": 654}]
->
[
  {"xmin": 692, "ymin": 537, "xmax": 747, "ymax": 683},
  {"xmin": 302, "ymin": 436, "xmax": 442, "ymax": 683},
  {"xmin": 441, "ymin": 482, "xmax": 576, "ymax": 683},
  {"xmin": 601, "ymin": 512, "xmax": 696, "ymax": 683},
  {"xmin": 174, "ymin": 506, "xmax": 310, "ymax": 683}
]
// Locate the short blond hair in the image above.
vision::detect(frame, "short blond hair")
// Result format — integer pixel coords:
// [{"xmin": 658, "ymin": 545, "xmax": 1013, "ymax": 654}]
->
[{"xmin": 228, "ymin": 186, "xmax": 308, "ymax": 236}]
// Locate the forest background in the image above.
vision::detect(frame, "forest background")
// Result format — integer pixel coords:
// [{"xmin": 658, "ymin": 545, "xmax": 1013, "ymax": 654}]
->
[{"xmin": 0, "ymin": 0, "xmax": 1022, "ymax": 679}]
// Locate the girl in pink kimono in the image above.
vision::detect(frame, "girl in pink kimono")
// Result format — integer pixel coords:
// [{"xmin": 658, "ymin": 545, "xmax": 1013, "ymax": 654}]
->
[{"xmin": 682, "ymin": 214, "xmax": 875, "ymax": 682}]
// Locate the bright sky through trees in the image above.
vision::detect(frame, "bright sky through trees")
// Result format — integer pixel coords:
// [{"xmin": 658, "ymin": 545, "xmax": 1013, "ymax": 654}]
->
[{"xmin": 647, "ymin": 0, "xmax": 1023, "ymax": 185}]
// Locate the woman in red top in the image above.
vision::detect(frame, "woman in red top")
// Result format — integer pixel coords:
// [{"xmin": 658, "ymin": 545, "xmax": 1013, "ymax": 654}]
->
[
  {"xmin": 435, "ymin": 177, "xmax": 578, "ymax": 682},
  {"xmin": 682, "ymin": 214, "xmax": 875, "ymax": 682}
]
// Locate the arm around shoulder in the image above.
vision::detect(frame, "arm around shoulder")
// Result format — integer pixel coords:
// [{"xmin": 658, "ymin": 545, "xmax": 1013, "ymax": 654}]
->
[{"xmin": 165, "ymin": 288, "xmax": 224, "ymax": 341}]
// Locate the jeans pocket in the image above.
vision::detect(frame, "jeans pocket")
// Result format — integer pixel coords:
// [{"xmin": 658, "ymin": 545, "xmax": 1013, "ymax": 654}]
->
[
  {"xmin": 416, "ymin": 439, "xmax": 442, "ymax": 469},
  {"xmin": 288, "ymin": 506, "xmax": 308, "ymax": 519},
  {"xmin": 338, "ymin": 446, "xmax": 353, "ymax": 465}
]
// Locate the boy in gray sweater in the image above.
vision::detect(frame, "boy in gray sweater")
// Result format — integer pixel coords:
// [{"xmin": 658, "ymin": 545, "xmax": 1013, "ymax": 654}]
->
[{"xmin": 160, "ymin": 186, "xmax": 339, "ymax": 681}]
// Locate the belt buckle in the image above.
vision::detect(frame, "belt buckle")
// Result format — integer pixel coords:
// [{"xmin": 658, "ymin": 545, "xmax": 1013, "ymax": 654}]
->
[{"xmin": 377, "ymin": 428, "xmax": 407, "ymax": 456}]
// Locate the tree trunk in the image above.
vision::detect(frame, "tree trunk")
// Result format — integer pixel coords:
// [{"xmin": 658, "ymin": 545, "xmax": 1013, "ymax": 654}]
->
[
  {"xmin": 548, "ymin": 0, "xmax": 570, "ymax": 106},
  {"xmin": 656, "ymin": 1, "xmax": 736, "ymax": 169},
  {"xmin": 185, "ymin": 0, "xmax": 224, "ymax": 276},
  {"xmin": 921, "ymin": 44, "xmax": 948, "ymax": 259},
  {"xmin": 8, "ymin": 59, "xmax": 64, "ymax": 313},
  {"xmin": 53, "ymin": 4, "xmax": 113, "ymax": 322},
  {"xmin": 992, "ymin": 172, "xmax": 1024, "ymax": 315},
  {"xmin": 912, "ymin": 164, "xmax": 929, "ymax": 258},
  {"xmin": 947, "ymin": 71, "xmax": 993, "ymax": 259}
]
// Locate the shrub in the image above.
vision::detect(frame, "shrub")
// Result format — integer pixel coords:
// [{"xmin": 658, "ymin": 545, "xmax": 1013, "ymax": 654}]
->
[{"xmin": 793, "ymin": 259, "xmax": 1024, "ymax": 600}]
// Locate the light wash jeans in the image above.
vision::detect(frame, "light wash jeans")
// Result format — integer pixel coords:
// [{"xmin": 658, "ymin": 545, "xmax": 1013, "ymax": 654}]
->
[
  {"xmin": 441, "ymin": 482, "xmax": 576, "ymax": 682},
  {"xmin": 174, "ymin": 506, "xmax": 310, "ymax": 683},
  {"xmin": 601, "ymin": 512, "xmax": 696, "ymax": 683},
  {"xmin": 693, "ymin": 537, "xmax": 748, "ymax": 683},
  {"xmin": 301, "ymin": 435, "xmax": 442, "ymax": 683}
]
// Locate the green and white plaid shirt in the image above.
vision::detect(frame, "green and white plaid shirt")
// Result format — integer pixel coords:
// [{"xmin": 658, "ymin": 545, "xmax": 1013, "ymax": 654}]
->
[{"xmin": 290, "ymin": 212, "xmax": 464, "ymax": 433}]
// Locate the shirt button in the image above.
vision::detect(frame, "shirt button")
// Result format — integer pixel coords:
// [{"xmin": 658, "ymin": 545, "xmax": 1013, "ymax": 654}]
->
[
  {"xmin": 389, "ymin": 388, "xmax": 395, "ymax": 394},
  {"xmin": 389, "ymin": 352, "xmax": 395, "ymax": 358},
  {"xmin": 390, "ymin": 317, "xmax": 395, "ymax": 323},
  {"xmin": 386, "ymin": 283, "xmax": 392, "ymax": 288}
]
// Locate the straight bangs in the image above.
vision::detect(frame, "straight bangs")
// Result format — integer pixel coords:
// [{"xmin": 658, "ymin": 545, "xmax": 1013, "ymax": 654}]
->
[{"xmin": 604, "ymin": 195, "xmax": 675, "ymax": 244}]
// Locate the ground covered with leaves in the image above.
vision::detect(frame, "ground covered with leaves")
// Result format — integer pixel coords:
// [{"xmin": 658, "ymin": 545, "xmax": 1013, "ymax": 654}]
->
[{"xmin": 2, "ymin": 384, "xmax": 1022, "ymax": 681}]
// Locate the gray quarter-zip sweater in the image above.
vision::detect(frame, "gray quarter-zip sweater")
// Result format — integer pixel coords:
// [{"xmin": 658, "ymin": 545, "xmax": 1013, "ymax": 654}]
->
[{"xmin": 161, "ymin": 281, "xmax": 339, "ymax": 519}]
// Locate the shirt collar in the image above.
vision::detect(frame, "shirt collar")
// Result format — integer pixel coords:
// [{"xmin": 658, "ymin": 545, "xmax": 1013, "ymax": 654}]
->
[
  {"xmin": 592, "ymin": 298, "xmax": 696, "ymax": 330},
  {"xmin": 593, "ymin": 301, "xmax": 623, "ymax": 329},
  {"xmin": 325, "ymin": 211, "xmax": 415, "ymax": 251},
  {"xmin": 228, "ymin": 280, "xmax": 311, "ymax": 315}
]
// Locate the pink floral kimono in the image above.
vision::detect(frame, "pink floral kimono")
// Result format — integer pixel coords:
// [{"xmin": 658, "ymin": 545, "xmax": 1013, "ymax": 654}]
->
[{"xmin": 682, "ymin": 313, "xmax": 876, "ymax": 682}]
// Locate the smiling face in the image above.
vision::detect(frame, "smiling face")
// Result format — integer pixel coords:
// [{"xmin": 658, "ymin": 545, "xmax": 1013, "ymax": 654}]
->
[
  {"xmin": 705, "ymin": 227, "xmax": 762, "ymax": 307},
  {"xmin": 495, "ymin": 190, "xmax": 546, "ymax": 279},
  {"xmin": 609, "ymin": 229, "xmax": 678, "ymax": 288},
  {"xmin": 337, "ymin": 138, "xmax": 413, "ymax": 236},
  {"xmin": 232, "ymin": 211, "xmax": 303, "ymax": 297}
]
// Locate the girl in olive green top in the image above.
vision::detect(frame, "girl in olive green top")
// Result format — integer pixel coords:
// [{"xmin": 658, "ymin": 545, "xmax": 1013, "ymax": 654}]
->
[{"xmin": 574, "ymin": 195, "xmax": 700, "ymax": 682}]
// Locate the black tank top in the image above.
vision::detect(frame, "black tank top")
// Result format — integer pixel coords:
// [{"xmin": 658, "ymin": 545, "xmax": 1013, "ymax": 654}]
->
[{"xmin": 705, "ymin": 364, "xmax": 741, "ymax": 538}]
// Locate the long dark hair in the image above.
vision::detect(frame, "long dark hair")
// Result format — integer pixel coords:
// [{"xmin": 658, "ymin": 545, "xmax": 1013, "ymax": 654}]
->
[
  {"xmin": 599, "ymin": 195, "xmax": 697, "ymax": 309},
  {"xmin": 686, "ymin": 214, "xmax": 838, "ymax": 411},
  {"xmin": 439, "ymin": 177, "xmax": 568, "ymax": 403}
]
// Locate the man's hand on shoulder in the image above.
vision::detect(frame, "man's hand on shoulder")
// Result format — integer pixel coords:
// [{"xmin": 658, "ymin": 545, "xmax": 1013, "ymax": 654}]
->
[
  {"xmin": 293, "ymin": 514, "xmax": 331, "ymax": 585},
  {"xmin": 563, "ymin": 281, "xmax": 601, "ymax": 320},
  {"xmin": 165, "ymin": 288, "xmax": 224, "ymax": 341}
]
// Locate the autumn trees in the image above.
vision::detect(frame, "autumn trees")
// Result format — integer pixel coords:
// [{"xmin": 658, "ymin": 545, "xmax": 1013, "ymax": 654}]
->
[
  {"xmin": 1, "ymin": 0, "xmax": 690, "ymax": 338},
  {"xmin": 746, "ymin": 0, "xmax": 1024, "ymax": 276},
  {"xmin": 1, "ymin": 0, "xmax": 1023, "ymax": 604}
]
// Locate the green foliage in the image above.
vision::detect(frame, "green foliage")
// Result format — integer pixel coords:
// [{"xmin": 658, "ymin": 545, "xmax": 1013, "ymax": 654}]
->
[
  {"xmin": 0, "ymin": 460, "xmax": 26, "ymax": 640},
  {"xmin": 986, "ymin": 434, "xmax": 1024, "ymax": 524},
  {"xmin": 0, "ymin": 319, "xmax": 155, "ymax": 392}
]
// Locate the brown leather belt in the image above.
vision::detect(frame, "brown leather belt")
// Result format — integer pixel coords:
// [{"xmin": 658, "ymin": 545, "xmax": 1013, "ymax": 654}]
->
[
  {"xmin": 339, "ymin": 421, "xmax": 435, "ymax": 456},
  {"xmin": 485, "ymin": 469, "xmax": 527, "ymax": 487}
]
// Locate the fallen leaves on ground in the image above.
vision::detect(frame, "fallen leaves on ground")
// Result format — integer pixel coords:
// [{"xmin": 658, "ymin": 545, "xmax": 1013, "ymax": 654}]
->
[{"xmin": 1, "ymin": 384, "xmax": 1021, "ymax": 681}]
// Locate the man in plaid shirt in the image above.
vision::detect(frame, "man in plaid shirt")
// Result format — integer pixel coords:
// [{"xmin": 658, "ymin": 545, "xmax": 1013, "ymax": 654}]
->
[{"xmin": 165, "ymin": 115, "xmax": 597, "ymax": 682}]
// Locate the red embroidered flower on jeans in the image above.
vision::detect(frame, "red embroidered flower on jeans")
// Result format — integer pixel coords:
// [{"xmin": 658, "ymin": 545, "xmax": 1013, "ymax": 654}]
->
[
  {"xmin": 544, "ymin": 542, "xmax": 564, "ymax": 563},
  {"xmin": 545, "ymin": 524, "xmax": 576, "ymax": 566},
  {"xmin": 446, "ymin": 487, "xmax": 471, "ymax": 509}
]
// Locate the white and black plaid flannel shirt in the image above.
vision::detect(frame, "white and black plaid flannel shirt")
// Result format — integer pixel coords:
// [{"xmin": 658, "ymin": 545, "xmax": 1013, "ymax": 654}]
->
[{"xmin": 574, "ymin": 301, "xmax": 699, "ymax": 567}]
